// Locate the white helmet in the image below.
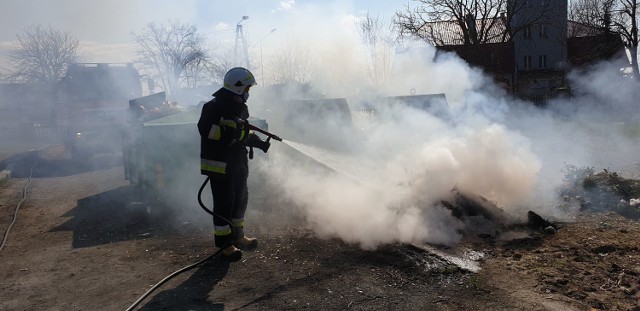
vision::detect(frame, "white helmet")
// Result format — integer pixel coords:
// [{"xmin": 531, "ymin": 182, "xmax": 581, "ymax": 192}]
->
[{"xmin": 223, "ymin": 67, "xmax": 257, "ymax": 95}]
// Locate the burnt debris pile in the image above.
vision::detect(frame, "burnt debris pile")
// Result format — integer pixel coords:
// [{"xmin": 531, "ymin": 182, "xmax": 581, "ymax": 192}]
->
[
  {"xmin": 559, "ymin": 165, "xmax": 640, "ymax": 219},
  {"xmin": 439, "ymin": 189, "xmax": 561, "ymax": 239}
]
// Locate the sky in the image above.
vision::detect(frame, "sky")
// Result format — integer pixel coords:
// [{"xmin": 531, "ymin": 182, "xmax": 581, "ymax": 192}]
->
[{"xmin": 0, "ymin": 0, "xmax": 402, "ymax": 64}]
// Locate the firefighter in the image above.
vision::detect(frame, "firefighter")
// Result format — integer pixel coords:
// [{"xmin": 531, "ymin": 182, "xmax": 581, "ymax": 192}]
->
[{"xmin": 197, "ymin": 67, "xmax": 270, "ymax": 261}]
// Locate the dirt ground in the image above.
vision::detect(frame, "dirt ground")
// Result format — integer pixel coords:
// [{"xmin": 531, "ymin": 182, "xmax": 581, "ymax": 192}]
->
[{"xmin": 1, "ymin": 148, "xmax": 640, "ymax": 311}]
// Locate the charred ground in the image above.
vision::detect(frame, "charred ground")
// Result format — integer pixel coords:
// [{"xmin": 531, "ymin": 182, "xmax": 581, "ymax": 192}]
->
[{"xmin": 0, "ymin": 150, "xmax": 639, "ymax": 311}]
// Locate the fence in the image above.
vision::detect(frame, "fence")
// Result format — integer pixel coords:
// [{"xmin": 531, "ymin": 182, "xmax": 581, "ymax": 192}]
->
[{"xmin": 0, "ymin": 120, "xmax": 70, "ymax": 140}]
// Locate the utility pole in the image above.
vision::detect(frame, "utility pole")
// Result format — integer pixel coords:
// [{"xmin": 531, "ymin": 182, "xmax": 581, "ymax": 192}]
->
[{"xmin": 234, "ymin": 16, "xmax": 251, "ymax": 69}]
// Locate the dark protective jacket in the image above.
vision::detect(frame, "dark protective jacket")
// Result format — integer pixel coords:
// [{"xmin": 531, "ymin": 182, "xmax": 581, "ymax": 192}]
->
[{"xmin": 197, "ymin": 88, "xmax": 250, "ymax": 175}]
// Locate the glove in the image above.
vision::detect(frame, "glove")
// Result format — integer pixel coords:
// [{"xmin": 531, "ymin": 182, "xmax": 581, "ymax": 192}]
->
[{"xmin": 246, "ymin": 133, "xmax": 271, "ymax": 153}]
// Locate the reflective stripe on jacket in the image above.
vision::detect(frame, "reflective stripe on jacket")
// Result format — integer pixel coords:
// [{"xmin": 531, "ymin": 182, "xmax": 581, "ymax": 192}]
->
[{"xmin": 198, "ymin": 88, "xmax": 250, "ymax": 175}]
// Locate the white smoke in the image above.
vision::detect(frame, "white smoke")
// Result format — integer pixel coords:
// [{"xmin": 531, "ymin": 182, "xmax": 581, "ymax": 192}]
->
[
  {"xmin": 2, "ymin": 0, "xmax": 636, "ymax": 250},
  {"xmin": 250, "ymin": 43, "xmax": 549, "ymax": 249},
  {"xmin": 248, "ymin": 18, "xmax": 637, "ymax": 248}
]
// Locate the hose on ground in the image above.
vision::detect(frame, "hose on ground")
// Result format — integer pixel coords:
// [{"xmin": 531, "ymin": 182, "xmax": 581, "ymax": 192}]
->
[
  {"xmin": 124, "ymin": 248, "xmax": 223, "ymax": 311},
  {"xmin": 125, "ymin": 176, "xmax": 232, "ymax": 311},
  {"xmin": 0, "ymin": 151, "xmax": 37, "ymax": 252}
]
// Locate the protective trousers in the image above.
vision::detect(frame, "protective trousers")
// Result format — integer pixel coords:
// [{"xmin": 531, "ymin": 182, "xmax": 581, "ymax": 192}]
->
[{"xmin": 209, "ymin": 152, "xmax": 249, "ymax": 248}]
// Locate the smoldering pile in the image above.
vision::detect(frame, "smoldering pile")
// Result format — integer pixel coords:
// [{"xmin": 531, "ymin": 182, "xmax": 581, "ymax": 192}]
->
[{"xmin": 438, "ymin": 189, "xmax": 557, "ymax": 239}]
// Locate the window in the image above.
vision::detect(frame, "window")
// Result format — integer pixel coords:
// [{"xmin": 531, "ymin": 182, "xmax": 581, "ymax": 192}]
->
[
  {"xmin": 538, "ymin": 55, "xmax": 547, "ymax": 69},
  {"xmin": 523, "ymin": 26, "xmax": 532, "ymax": 39},
  {"xmin": 539, "ymin": 24, "xmax": 548, "ymax": 38},
  {"xmin": 524, "ymin": 56, "xmax": 532, "ymax": 69}
]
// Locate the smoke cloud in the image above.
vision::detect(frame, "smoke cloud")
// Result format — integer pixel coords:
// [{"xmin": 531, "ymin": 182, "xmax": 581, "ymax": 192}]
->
[
  {"xmin": 248, "ymin": 35, "xmax": 637, "ymax": 249},
  {"xmin": 1, "ymin": 1, "xmax": 637, "ymax": 251},
  {"xmin": 245, "ymin": 42, "xmax": 547, "ymax": 249}
]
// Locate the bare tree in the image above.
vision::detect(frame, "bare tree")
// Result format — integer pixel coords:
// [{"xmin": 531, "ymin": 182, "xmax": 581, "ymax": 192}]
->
[
  {"xmin": 570, "ymin": 0, "xmax": 614, "ymax": 34},
  {"xmin": 7, "ymin": 24, "xmax": 79, "ymax": 84},
  {"xmin": 184, "ymin": 43, "xmax": 229, "ymax": 88},
  {"xmin": 359, "ymin": 13, "xmax": 395, "ymax": 86},
  {"xmin": 208, "ymin": 47, "xmax": 236, "ymax": 84},
  {"xmin": 132, "ymin": 20, "xmax": 212, "ymax": 95},
  {"xmin": 571, "ymin": 0, "xmax": 639, "ymax": 80},
  {"xmin": 269, "ymin": 41, "xmax": 315, "ymax": 85},
  {"xmin": 610, "ymin": 0, "xmax": 638, "ymax": 80},
  {"xmin": 394, "ymin": 0, "xmax": 558, "ymax": 46}
]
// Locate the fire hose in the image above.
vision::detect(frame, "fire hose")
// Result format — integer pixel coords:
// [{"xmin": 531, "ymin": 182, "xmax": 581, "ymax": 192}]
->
[
  {"xmin": 125, "ymin": 177, "xmax": 228, "ymax": 311},
  {"xmin": 0, "ymin": 150, "xmax": 37, "ymax": 253},
  {"xmin": 236, "ymin": 118, "xmax": 283, "ymax": 142}
]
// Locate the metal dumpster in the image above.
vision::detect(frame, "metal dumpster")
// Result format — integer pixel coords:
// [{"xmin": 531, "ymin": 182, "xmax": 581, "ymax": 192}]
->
[{"xmin": 124, "ymin": 95, "xmax": 270, "ymax": 203}]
